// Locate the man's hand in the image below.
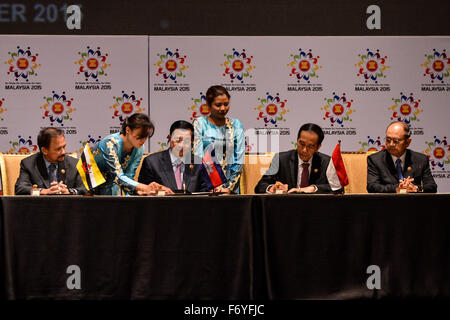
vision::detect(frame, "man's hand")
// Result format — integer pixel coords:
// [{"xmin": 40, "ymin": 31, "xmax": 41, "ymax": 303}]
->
[
  {"xmin": 287, "ymin": 185, "xmax": 316, "ymax": 194},
  {"xmin": 269, "ymin": 181, "xmax": 288, "ymax": 194},
  {"xmin": 57, "ymin": 181, "xmax": 70, "ymax": 194},
  {"xmin": 396, "ymin": 177, "xmax": 418, "ymax": 193},
  {"xmin": 39, "ymin": 181, "xmax": 68, "ymax": 195}
]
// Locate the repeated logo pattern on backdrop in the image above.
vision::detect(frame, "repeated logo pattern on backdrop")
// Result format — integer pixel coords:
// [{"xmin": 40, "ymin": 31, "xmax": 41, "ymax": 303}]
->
[
  {"xmin": 147, "ymin": 37, "xmax": 449, "ymax": 191},
  {"xmin": 0, "ymin": 35, "xmax": 149, "ymax": 164},
  {"xmin": 0, "ymin": 36, "xmax": 448, "ymax": 191}
]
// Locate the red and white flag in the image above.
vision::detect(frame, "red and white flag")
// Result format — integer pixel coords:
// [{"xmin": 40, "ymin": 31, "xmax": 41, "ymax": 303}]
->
[{"xmin": 326, "ymin": 142, "xmax": 349, "ymax": 191}]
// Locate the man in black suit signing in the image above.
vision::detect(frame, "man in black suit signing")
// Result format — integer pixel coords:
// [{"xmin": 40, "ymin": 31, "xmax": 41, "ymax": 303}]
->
[
  {"xmin": 138, "ymin": 120, "xmax": 208, "ymax": 194},
  {"xmin": 15, "ymin": 127, "xmax": 86, "ymax": 195},
  {"xmin": 367, "ymin": 121, "xmax": 437, "ymax": 193},
  {"xmin": 255, "ymin": 123, "xmax": 332, "ymax": 194}
]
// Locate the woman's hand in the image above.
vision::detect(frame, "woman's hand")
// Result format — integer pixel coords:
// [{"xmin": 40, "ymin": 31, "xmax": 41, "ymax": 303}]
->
[
  {"xmin": 147, "ymin": 182, "xmax": 174, "ymax": 195},
  {"xmin": 214, "ymin": 185, "xmax": 231, "ymax": 195}
]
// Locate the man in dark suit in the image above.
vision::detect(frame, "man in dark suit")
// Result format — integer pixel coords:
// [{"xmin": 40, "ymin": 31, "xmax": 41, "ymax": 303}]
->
[
  {"xmin": 255, "ymin": 123, "xmax": 333, "ymax": 194},
  {"xmin": 367, "ymin": 121, "xmax": 437, "ymax": 193},
  {"xmin": 138, "ymin": 120, "xmax": 208, "ymax": 194},
  {"xmin": 15, "ymin": 127, "xmax": 86, "ymax": 195}
]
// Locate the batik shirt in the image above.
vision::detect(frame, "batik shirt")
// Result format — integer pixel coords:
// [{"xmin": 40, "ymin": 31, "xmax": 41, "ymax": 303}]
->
[
  {"xmin": 193, "ymin": 116, "xmax": 245, "ymax": 193},
  {"xmin": 91, "ymin": 132, "xmax": 143, "ymax": 195}
]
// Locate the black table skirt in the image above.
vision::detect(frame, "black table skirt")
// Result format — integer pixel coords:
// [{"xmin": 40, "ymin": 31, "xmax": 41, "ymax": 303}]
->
[{"xmin": 1, "ymin": 194, "xmax": 449, "ymax": 299}]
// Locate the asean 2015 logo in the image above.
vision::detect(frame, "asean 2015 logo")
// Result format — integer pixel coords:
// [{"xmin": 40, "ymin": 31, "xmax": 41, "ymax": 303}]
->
[
  {"xmin": 424, "ymin": 136, "xmax": 450, "ymax": 171},
  {"xmin": 321, "ymin": 92, "xmax": 355, "ymax": 127},
  {"xmin": 154, "ymin": 48, "xmax": 189, "ymax": 83},
  {"xmin": 356, "ymin": 49, "xmax": 390, "ymax": 83},
  {"xmin": 40, "ymin": 91, "xmax": 76, "ymax": 126},
  {"xmin": 4, "ymin": 46, "xmax": 41, "ymax": 81},
  {"xmin": 8, "ymin": 135, "xmax": 38, "ymax": 153},
  {"xmin": 75, "ymin": 46, "xmax": 110, "ymax": 82},
  {"xmin": 421, "ymin": 49, "xmax": 450, "ymax": 84},
  {"xmin": 287, "ymin": 48, "xmax": 322, "ymax": 83},
  {"xmin": 254, "ymin": 92, "xmax": 289, "ymax": 127},
  {"xmin": 109, "ymin": 91, "xmax": 144, "ymax": 124},
  {"xmin": 221, "ymin": 48, "xmax": 255, "ymax": 83},
  {"xmin": 359, "ymin": 136, "xmax": 386, "ymax": 153},
  {"xmin": 388, "ymin": 92, "xmax": 423, "ymax": 124},
  {"xmin": 187, "ymin": 92, "xmax": 210, "ymax": 120}
]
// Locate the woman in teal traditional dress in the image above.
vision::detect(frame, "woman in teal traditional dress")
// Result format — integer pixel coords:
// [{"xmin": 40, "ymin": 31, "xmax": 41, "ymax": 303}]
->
[
  {"xmin": 92, "ymin": 113, "xmax": 155, "ymax": 195},
  {"xmin": 193, "ymin": 85, "xmax": 245, "ymax": 194}
]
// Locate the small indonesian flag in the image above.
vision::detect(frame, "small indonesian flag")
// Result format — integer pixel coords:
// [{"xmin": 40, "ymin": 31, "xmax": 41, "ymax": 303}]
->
[{"xmin": 326, "ymin": 142, "xmax": 349, "ymax": 192}]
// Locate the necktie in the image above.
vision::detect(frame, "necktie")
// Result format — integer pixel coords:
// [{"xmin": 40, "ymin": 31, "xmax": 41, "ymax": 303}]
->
[
  {"xmin": 175, "ymin": 162, "xmax": 182, "ymax": 190},
  {"xmin": 396, "ymin": 158, "xmax": 404, "ymax": 180},
  {"xmin": 48, "ymin": 163, "xmax": 57, "ymax": 183},
  {"xmin": 300, "ymin": 163, "xmax": 310, "ymax": 188}
]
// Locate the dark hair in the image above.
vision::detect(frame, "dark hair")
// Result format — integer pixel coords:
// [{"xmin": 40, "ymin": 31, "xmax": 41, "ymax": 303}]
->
[
  {"xmin": 205, "ymin": 85, "xmax": 230, "ymax": 106},
  {"xmin": 121, "ymin": 113, "xmax": 154, "ymax": 139},
  {"xmin": 169, "ymin": 120, "xmax": 194, "ymax": 136},
  {"xmin": 37, "ymin": 127, "xmax": 64, "ymax": 152},
  {"xmin": 387, "ymin": 121, "xmax": 411, "ymax": 139},
  {"xmin": 297, "ymin": 123, "xmax": 325, "ymax": 146}
]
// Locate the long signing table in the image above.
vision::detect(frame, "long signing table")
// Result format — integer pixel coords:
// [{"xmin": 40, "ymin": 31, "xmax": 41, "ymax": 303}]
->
[{"xmin": 1, "ymin": 194, "xmax": 449, "ymax": 299}]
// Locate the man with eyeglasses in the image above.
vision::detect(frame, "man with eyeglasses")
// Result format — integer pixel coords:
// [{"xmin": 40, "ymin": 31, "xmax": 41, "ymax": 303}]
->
[
  {"xmin": 138, "ymin": 120, "xmax": 208, "ymax": 194},
  {"xmin": 255, "ymin": 123, "xmax": 333, "ymax": 194},
  {"xmin": 367, "ymin": 121, "xmax": 437, "ymax": 193}
]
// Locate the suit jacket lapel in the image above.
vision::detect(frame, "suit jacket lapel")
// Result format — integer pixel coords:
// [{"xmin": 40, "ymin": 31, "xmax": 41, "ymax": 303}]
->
[
  {"xmin": 37, "ymin": 153, "xmax": 50, "ymax": 188},
  {"xmin": 384, "ymin": 149, "xmax": 399, "ymax": 181},
  {"xmin": 161, "ymin": 149, "xmax": 178, "ymax": 190},
  {"xmin": 403, "ymin": 149, "xmax": 413, "ymax": 178},
  {"xmin": 289, "ymin": 150, "xmax": 298, "ymax": 188},
  {"xmin": 57, "ymin": 160, "xmax": 67, "ymax": 184},
  {"xmin": 310, "ymin": 153, "xmax": 321, "ymax": 184},
  {"xmin": 183, "ymin": 162, "xmax": 193, "ymax": 191},
  {"xmin": 183, "ymin": 153, "xmax": 196, "ymax": 191}
]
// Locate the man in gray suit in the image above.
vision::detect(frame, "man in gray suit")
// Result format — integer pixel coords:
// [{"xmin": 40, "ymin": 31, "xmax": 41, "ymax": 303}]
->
[
  {"xmin": 15, "ymin": 127, "xmax": 86, "ymax": 195},
  {"xmin": 138, "ymin": 120, "xmax": 208, "ymax": 194},
  {"xmin": 367, "ymin": 121, "xmax": 437, "ymax": 193}
]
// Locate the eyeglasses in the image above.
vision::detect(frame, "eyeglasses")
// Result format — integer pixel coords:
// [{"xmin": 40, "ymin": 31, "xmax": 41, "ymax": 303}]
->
[
  {"xmin": 385, "ymin": 137, "xmax": 405, "ymax": 145},
  {"xmin": 298, "ymin": 140, "xmax": 317, "ymax": 151}
]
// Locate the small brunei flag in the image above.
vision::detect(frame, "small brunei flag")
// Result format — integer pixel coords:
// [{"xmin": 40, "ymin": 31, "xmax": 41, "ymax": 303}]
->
[{"xmin": 76, "ymin": 143, "xmax": 106, "ymax": 191}]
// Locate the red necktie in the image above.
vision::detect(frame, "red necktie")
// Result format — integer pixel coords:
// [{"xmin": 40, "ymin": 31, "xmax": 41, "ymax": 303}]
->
[{"xmin": 300, "ymin": 163, "xmax": 310, "ymax": 188}]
